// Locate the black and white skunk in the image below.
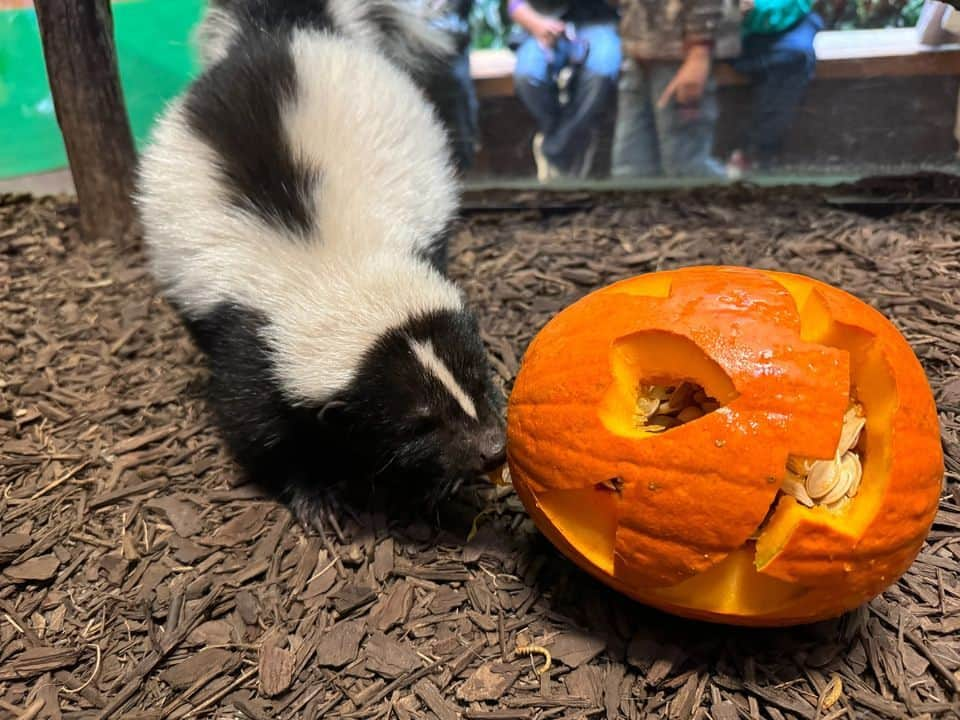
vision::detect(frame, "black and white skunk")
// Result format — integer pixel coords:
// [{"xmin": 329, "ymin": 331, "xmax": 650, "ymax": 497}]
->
[{"xmin": 135, "ymin": 0, "xmax": 506, "ymax": 516}]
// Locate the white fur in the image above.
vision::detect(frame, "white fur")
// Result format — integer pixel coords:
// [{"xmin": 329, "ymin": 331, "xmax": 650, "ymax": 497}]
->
[
  {"xmin": 411, "ymin": 339, "xmax": 478, "ymax": 420},
  {"xmin": 194, "ymin": 4, "xmax": 241, "ymax": 67},
  {"xmin": 136, "ymin": 30, "xmax": 462, "ymax": 403}
]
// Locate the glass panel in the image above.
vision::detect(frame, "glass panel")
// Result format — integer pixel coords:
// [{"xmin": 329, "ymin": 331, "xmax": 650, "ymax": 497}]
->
[{"xmin": 419, "ymin": 0, "xmax": 960, "ymax": 188}]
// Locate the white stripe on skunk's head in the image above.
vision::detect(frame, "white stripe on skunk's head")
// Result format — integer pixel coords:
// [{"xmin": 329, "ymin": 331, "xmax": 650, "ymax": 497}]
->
[
  {"xmin": 315, "ymin": 305, "xmax": 506, "ymax": 498},
  {"xmin": 409, "ymin": 338, "xmax": 477, "ymax": 421}
]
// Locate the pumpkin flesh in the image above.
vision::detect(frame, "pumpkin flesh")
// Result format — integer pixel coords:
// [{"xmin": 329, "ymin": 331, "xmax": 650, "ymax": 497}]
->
[{"xmin": 506, "ymin": 267, "xmax": 943, "ymax": 625}]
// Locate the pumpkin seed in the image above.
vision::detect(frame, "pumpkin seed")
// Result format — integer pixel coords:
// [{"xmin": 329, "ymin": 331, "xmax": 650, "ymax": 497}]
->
[
  {"xmin": 659, "ymin": 382, "xmax": 696, "ymax": 414},
  {"xmin": 780, "ymin": 401, "xmax": 865, "ymax": 510},
  {"xmin": 676, "ymin": 406, "xmax": 704, "ymax": 423},
  {"xmin": 845, "ymin": 457, "xmax": 862, "ymax": 498},
  {"xmin": 786, "ymin": 456, "xmax": 814, "ymax": 476},
  {"xmin": 490, "ymin": 465, "xmax": 512, "ymax": 486},
  {"xmin": 635, "ymin": 383, "xmax": 670, "ymax": 421},
  {"xmin": 805, "ymin": 456, "xmax": 841, "ymax": 499},
  {"xmin": 781, "ymin": 474, "xmax": 815, "ymax": 507},
  {"xmin": 635, "ymin": 382, "xmax": 718, "ymax": 432},
  {"xmin": 818, "ymin": 453, "xmax": 860, "ymax": 506},
  {"xmin": 837, "ymin": 404, "xmax": 866, "ymax": 455}
]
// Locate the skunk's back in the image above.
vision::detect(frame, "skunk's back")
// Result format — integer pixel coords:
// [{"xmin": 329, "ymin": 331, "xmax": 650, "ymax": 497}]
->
[{"xmin": 135, "ymin": 28, "xmax": 457, "ymax": 319}]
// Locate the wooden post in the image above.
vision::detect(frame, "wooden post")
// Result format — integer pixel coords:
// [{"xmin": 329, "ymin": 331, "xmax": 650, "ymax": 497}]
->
[{"xmin": 34, "ymin": 0, "xmax": 138, "ymax": 241}]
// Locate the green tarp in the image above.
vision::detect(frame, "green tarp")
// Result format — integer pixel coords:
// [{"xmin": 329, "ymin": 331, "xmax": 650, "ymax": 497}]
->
[{"xmin": 0, "ymin": 0, "xmax": 205, "ymax": 179}]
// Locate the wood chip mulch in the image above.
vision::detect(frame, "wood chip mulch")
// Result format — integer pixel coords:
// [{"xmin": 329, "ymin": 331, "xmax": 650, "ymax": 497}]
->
[{"xmin": 1, "ymin": 184, "xmax": 959, "ymax": 719}]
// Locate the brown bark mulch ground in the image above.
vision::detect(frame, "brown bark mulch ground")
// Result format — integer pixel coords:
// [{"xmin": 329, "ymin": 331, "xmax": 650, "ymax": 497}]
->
[{"xmin": 1, "ymin": 183, "xmax": 959, "ymax": 719}]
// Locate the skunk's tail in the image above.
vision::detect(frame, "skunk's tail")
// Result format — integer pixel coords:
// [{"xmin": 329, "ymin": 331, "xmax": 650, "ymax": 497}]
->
[{"xmin": 195, "ymin": 0, "xmax": 455, "ymax": 78}]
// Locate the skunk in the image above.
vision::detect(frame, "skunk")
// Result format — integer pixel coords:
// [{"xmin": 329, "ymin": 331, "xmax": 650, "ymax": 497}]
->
[{"xmin": 135, "ymin": 0, "xmax": 506, "ymax": 518}]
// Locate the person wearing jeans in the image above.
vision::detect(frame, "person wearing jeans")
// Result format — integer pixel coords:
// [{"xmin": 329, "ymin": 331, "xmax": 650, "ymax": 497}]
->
[
  {"xmin": 509, "ymin": 0, "xmax": 622, "ymax": 181},
  {"xmin": 419, "ymin": 0, "xmax": 480, "ymax": 173},
  {"xmin": 726, "ymin": 0, "xmax": 822, "ymax": 176},
  {"xmin": 611, "ymin": 0, "xmax": 741, "ymax": 179}
]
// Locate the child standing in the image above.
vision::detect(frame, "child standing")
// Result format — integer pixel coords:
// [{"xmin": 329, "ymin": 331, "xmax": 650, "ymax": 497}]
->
[
  {"xmin": 725, "ymin": 0, "xmax": 823, "ymax": 176},
  {"xmin": 611, "ymin": 0, "xmax": 742, "ymax": 179}
]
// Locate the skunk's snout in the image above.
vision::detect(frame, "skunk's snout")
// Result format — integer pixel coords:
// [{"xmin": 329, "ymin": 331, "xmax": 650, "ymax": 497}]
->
[{"xmin": 477, "ymin": 425, "xmax": 507, "ymax": 474}]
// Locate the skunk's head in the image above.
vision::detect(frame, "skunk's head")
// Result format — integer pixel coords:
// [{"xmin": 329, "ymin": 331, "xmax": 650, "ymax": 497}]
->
[{"xmin": 320, "ymin": 308, "xmax": 506, "ymax": 499}]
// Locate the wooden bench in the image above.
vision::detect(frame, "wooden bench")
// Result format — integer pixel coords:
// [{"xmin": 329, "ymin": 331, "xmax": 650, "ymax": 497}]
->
[
  {"xmin": 470, "ymin": 27, "xmax": 960, "ymax": 96},
  {"xmin": 467, "ymin": 26, "xmax": 960, "ymax": 175}
]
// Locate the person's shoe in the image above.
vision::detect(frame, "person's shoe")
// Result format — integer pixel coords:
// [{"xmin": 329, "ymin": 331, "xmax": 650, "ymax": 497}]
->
[
  {"xmin": 726, "ymin": 149, "xmax": 752, "ymax": 180},
  {"xmin": 532, "ymin": 133, "xmax": 561, "ymax": 183}
]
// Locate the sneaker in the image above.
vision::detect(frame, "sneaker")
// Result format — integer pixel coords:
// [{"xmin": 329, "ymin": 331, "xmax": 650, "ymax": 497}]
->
[
  {"xmin": 532, "ymin": 133, "xmax": 560, "ymax": 183},
  {"xmin": 726, "ymin": 149, "xmax": 752, "ymax": 180}
]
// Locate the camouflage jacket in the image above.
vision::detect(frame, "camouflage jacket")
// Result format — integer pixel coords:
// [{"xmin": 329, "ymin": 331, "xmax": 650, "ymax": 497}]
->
[{"xmin": 614, "ymin": 0, "xmax": 742, "ymax": 61}]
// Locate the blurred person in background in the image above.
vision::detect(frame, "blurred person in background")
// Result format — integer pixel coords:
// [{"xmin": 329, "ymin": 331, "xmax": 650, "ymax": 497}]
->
[
  {"xmin": 725, "ymin": 0, "xmax": 823, "ymax": 177},
  {"xmin": 610, "ymin": 0, "xmax": 741, "ymax": 179},
  {"xmin": 420, "ymin": 0, "xmax": 481, "ymax": 172},
  {"xmin": 508, "ymin": 0, "xmax": 622, "ymax": 182}
]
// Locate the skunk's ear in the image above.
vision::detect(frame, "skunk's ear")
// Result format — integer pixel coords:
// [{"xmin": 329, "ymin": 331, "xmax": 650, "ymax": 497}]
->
[{"xmin": 317, "ymin": 399, "xmax": 349, "ymax": 425}]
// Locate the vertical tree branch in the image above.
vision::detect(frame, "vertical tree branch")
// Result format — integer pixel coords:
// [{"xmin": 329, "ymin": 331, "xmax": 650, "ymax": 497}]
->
[{"xmin": 34, "ymin": 0, "xmax": 138, "ymax": 241}]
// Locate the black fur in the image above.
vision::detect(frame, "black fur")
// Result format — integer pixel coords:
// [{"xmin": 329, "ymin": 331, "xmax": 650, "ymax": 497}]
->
[
  {"xmin": 208, "ymin": 0, "xmax": 337, "ymax": 38},
  {"xmin": 334, "ymin": 308, "xmax": 506, "ymax": 485},
  {"xmin": 419, "ymin": 223, "xmax": 454, "ymax": 273},
  {"xmin": 180, "ymin": 302, "xmax": 301, "ymax": 473},
  {"xmin": 182, "ymin": 301, "xmax": 505, "ymax": 513},
  {"xmin": 203, "ymin": 0, "xmax": 466, "ymax": 167},
  {"xmin": 183, "ymin": 36, "xmax": 316, "ymax": 235},
  {"xmin": 146, "ymin": 0, "xmax": 506, "ymax": 522}
]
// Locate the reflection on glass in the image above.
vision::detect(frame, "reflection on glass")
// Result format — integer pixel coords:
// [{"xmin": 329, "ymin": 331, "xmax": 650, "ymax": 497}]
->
[{"xmin": 418, "ymin": 0, "xmax": 960, "ymax": 185}]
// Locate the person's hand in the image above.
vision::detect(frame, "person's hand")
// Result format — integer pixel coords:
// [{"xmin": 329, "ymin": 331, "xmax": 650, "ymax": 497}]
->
[
  {"xmin": 657, "ymin": 45, "xmax": 711, "ymax": 108},
  {"xmin": 740, "ymin": 0, "xmax": 755, "ymax": 13},
  {"xmin": 511, "ymin": 3, "xmax": 566, "ymax": 47},
  {"xmin": 530, "ymin": 14, "xmax": 566, "ymax": 47}
]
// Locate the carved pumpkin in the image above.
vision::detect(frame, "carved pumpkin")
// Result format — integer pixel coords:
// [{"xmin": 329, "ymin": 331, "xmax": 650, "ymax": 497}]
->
[{"xmin": 505, "ymin": 266, "xmax": 943, "ymax": 626}]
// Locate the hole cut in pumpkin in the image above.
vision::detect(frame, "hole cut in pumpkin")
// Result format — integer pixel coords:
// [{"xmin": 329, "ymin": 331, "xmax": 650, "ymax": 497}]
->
[
  {"xmin": 754, "ymin": 282, "xmax": 896, "ymax": 571},
  {"xmin": 535, "ymin": 485, "xmax": 619, "ymax": 575},
  {"xmin": 600, "ymin": 331, "xmax": 739, "ymax": 439},
  {"xmin": 633, "ymin": 381, "xmax": 723, "ymax": 433}
]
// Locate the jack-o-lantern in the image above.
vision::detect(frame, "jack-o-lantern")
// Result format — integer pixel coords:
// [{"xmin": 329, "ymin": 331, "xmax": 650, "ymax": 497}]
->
[{"xmin": 504, "ymin": 266, "xmax": 943, "ymax": 626}]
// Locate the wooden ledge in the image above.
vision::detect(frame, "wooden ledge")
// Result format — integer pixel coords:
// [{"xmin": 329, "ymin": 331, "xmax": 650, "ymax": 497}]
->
[{"xmin": 471, "ymin": 27, "xmax": 960, "ymax": 96}]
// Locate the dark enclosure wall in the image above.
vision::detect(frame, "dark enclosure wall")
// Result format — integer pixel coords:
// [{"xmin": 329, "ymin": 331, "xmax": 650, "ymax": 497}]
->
[{"xmin": 470, "ymin": 74, "xmax": 960, "ymax": 178}]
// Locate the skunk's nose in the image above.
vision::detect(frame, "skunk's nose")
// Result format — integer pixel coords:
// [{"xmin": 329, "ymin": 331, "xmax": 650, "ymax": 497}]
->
[{"xmin": 479, "ymin": 434, "xmax": 507, "ymax": 473}]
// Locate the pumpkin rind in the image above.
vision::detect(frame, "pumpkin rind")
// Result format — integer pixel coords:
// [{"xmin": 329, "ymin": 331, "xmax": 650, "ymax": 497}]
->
[{"xmin": 506, "ymin": 266, "xmax": 943, "ymax": 626}]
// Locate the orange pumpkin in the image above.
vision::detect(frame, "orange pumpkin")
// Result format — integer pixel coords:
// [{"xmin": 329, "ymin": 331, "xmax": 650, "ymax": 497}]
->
[{"xmin": 504, "ymin": 266, "xmax": 943, "ymax": 626}]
